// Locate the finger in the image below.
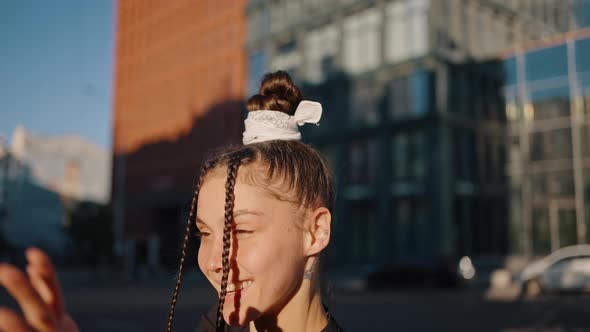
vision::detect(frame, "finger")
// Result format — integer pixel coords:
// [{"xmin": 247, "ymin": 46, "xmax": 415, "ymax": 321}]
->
[
  {"xmin": 0, "ymin": 264, "xmax": 56, "ymax": 332},
  {"xmin": 25, "ymin": 248, "xmax": 65, "ymax": 318},
  {"xmin": 0, "ymin": 307, "xmax": 32, "ymax": 332},
  {"xmin": 27, "ymin": 266, "xmax": 54, "ymax": 309}
]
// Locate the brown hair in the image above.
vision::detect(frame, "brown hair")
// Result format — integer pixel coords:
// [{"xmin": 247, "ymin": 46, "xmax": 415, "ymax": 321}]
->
[{"xmin": 166, "ymin": 71, "xmax": 333, "ymax": 331}]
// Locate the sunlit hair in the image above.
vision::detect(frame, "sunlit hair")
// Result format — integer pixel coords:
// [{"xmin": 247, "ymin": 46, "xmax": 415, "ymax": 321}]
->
[{"xmin": 166, "ymin": 71, "xmax": 334, "ymax": 331}]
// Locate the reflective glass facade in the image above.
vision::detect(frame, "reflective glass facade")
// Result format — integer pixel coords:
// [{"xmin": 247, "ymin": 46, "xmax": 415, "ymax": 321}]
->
[
  {"xmin": 504, "ymin": 35, "xmax": 590, "ymax": 256},
  {"xmin": 245, "ymin": 0, "xmax": 577, "ymax": 269}
]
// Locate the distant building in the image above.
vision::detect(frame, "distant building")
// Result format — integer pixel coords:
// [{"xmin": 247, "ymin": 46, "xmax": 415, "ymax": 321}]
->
[
  {"xmin": 111, "ymin": 1, "xmax": 247, "ymax": 271},
  {"xmin": 503, "ymin": 28, "xmax": 590, "ymax": 256},
  {"xmin": 11, "ymin": 126, "xmax": 111, "ymax": 204},
  {"xmin": 246, "ymin": 0, "xmax": 582, "ymax": 269},
  {"xmin": 0, "ymin": 126, "xmax": 110, "ymax": 257}
]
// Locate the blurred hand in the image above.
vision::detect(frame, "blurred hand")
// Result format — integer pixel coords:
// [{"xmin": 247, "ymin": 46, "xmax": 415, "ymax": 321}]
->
[{"xmin": 0, "ymin": 248, "xmax": 79, "ymax": 332}]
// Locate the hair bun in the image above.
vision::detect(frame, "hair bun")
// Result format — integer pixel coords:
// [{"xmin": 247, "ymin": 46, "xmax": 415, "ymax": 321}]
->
[{"xmin": 246, "ymin": 71, "xmax": 303, "ymax": 115}]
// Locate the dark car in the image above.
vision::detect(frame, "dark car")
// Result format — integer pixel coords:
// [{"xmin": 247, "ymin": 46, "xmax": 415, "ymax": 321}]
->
[{"xmin": 367, "ymin": 256, "xmax": 476, "ymax": 289}]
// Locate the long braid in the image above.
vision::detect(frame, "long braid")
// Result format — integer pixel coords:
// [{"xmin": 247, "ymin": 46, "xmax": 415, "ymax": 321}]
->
[
  {"xmin": 167, "ymin": 161, "xmax": 216, "ymax": 332},
  {"xmin": 166, "ymin": 191, "xmax": 198, "ymax": 332},
  {"xmin": 216, "ymin": 156, "xmax": 241, "ymax": 329}
]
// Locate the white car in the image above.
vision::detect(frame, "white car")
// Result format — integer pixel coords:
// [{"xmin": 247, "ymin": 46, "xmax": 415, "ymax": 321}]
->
[{"xmin": 518, "ymin": 244, "xmax": 590, "ymax": 297}]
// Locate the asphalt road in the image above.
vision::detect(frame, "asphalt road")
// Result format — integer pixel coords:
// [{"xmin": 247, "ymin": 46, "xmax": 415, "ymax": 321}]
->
[{"xmin": 2, "ymin": 270, "xmax": 590, "ymax": 331}]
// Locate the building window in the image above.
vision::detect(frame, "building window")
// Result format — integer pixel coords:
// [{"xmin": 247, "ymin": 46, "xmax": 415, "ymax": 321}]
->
[
  {"xmin": 393, "ymin": 198, "xmax": 430, "ymax": 258},
  {"xmin": 582, "ymin": 125, "xmax": 590, "ymax": 158},
  {"xmin": 503, "ymin": 56, "xmax": 518, "ymax": 86},
  {"xmin": 576, "ymin": 38, "xmax": 590, "ymax": 121},
  {"xmin": 304, "ymin": 24, "xmax": 340, "ymax": 83},
  {"xmin": 575, "ymin": 38, "xmax": 590, "ymax": 86},
  {"xmin": 409, "ymin": 70, "xmax": 433, "ymax": 115},
  {"xmin": 529, "ymin": 87, "xmax": 570, "ymax": 120},
  {"xmin": 558, "ymin": 209, "xmax": 578, "ymax": 247},
  {"xmin": 350, "ymin": 81, "xmax": 380, "ymax": 127},
  {"xmin": 385, "ymin": 0, "xmax": 429, "ymax": 64},
  {"xmin": 548, "ymin": 170, "xmax": 576, "ymax": 197},
  {"xmin": 525, "ymin": 45, "xmax": 568, "ymax": 82},
  {"xmin": 348, "ymin": 202, "xmax": 379, "ymax": 263},
  {"xmin": 389, "ymin": 69, "xmax": 433, "ymax": 119},
  {"xmin": 347, "ymin": 139, "xmax": 379, "ymax": 185},
  {"xmin": 448, "ymin": 66, "xmax": 471, "ymax": 115},
  {"xmin": 343, "ymin": 7, "xmax": 381, "ymax": 74},
  {"xmin": 583, "ymin": 91, "xmax": 590, "ymax": 121},
  {"xmin": 392, "ymin": 131, "xmax": 427, "ymax": 181},
  {"xmin": 390, "ymin": 76, "xmax": 409, "ymax": 118},
  {"xmin": 453, "ymin": 131, "xmax": 477, "ymax": 182},
  {"xmin": 529, "ymin": 128, "xmax": 573, "ymax": 161},
  {"xmin": 483, "ymin": 136, "xmax": 494, "ymax": 182}
]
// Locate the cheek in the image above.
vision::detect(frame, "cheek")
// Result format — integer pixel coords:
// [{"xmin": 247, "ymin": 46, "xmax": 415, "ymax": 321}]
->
[
  {"xmin": 196, "ymin": 242, "xmax": 209, "ymax": 273},
  {"xmin": 239, "ymin": 232, "xmax": 304, "ymax": 279}
]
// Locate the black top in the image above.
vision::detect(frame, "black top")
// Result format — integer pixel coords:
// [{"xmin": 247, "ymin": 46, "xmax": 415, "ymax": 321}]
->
[{"xmin": 195, "ymin": 305, "xmax": 344, "ymax": 332}]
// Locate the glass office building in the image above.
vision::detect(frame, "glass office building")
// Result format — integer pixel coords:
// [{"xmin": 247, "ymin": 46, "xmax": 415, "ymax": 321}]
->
[
  {"xmin": 504, "ymin": 31, "xmax": 590, "ymax": 256},
  {"xmin": 246, "ymin": 0, "xmax": 580, "ymax": 269}
]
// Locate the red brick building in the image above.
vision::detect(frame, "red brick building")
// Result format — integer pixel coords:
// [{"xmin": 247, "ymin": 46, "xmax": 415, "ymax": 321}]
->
[{"xmin": 111, "ymin": 0, "xmax": 246, "ymax": 271}]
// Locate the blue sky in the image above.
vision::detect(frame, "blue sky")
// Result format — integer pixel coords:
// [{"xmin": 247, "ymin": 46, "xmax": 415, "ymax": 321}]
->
[{"xmin": 0, "ymin": 1, "xmax": 114, "ymax": 149}]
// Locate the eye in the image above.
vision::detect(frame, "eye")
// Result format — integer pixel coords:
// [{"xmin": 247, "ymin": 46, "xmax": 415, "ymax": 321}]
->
[
  {"xmin": 194, "ymin": 230, "xmax": 211, "ymax": 238},
  {"xmin": 235, "ymin": 229, "xmax": 253, "ymax": 236}
]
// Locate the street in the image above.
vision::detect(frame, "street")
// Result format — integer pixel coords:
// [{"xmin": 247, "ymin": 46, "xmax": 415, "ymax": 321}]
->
[{"xmin": 2, "ymin": 270, "xmax": 590, "ymax": 331}]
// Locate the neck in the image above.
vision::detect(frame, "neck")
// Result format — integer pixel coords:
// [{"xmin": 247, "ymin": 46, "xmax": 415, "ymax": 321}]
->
[{"xmin": 249, "ymin": 281, "xmax": 328, "ymax": 332}]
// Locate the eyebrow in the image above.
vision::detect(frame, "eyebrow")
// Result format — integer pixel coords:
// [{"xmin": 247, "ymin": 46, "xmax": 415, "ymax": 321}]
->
[{"xmin": 196, "ymin": 209, "xmax": 264, "ymax": 226}]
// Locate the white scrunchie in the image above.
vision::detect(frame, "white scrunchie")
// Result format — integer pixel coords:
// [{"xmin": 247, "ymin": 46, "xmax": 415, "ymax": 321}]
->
[{"xmin": 242, "ymin": 100, "xmax": 322, "ymax": 145}]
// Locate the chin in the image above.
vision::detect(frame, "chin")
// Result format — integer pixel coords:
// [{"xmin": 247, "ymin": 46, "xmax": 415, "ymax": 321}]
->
[{"xmin": 224, "ymin": 305, "xmax": 262, "ymax": 327}]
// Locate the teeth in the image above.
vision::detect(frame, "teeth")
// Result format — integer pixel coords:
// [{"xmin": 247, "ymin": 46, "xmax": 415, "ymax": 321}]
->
[{"xmin": 225, "ymin": 280, "xmax": 252, "ymax": 292}]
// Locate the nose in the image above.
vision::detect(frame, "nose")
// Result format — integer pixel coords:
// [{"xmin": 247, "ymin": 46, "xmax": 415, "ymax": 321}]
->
[
  {"xmin": 205, "ymin": 237, "xmax": 224, "ymax": 274},
  {"xmin": 204, "ymin": 234, "xmax": 237, "ymax": 276}
]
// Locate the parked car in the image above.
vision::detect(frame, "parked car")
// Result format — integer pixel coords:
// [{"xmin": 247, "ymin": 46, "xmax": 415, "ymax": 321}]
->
[{"xmin": 518, "ymin": 244, "xmax": 590, "ymax": 297}]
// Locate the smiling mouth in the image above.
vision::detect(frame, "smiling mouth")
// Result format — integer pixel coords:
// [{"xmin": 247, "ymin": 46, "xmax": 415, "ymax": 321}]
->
[{"xmin": 220, "ymin": 280, "xmax": 253, "ymax": 293}]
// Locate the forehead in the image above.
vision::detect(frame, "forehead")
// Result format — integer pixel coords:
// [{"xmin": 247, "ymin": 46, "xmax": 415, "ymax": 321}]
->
[{"xmin": 196, "ymin": 169, "xmax": 293, "ymax": 224}]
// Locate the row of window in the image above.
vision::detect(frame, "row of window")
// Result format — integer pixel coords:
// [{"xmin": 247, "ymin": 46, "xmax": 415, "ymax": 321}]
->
[
  {"xmin": 505, "ymin": 86, "xmax": 590, "ymax": 123},
  {"xmin": 344, "ymin": 132, "xmax": 429, "ymax": 185},
  {"xmin": 504, "ymin": 37, "xmax": 590, "ymax": 92},
  {"xmin": 250, "ymin": 0, "xmax": 429, "ymax": 83},
  {"xmin": 323, "ymin": 128, "xmax": 504, "ymax": 186},
  {"xmin": 448, "ymin": 64, "xmax": 504, "ymax": 120},
  {"xmin": 510, "ymin": 170, "xmax": 590, "ymax": 255},
  {"xmin": 341, "ymin": 199, "xmax": 433, "ymax": 263},
  {"xmin": 341, "ymin": 194, "xmax": 509, "ymax": 263},
  {"xmin": 508, "ymin": 124, "xmax": 590, "ymax": 165}
]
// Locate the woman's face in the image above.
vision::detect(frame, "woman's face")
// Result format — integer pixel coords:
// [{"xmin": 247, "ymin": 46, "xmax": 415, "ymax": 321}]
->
[{"xmin": 196, "ymin": 167, "xmax": 308, "ymax": 326}]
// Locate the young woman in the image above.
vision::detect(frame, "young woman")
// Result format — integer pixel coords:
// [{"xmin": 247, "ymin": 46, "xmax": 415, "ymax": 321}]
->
[{"xmin": 0, "ymin": 71, "xmax": 342, "ymax": 332}]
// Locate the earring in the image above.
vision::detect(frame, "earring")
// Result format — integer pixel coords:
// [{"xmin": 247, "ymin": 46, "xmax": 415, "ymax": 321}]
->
[{"xmin": 303, "ymin": 258, "xmax": 318, "ymax": 280}]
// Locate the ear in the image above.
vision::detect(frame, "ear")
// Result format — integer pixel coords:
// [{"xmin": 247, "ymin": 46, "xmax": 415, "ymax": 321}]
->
[{"xmin": 303, "ymin": 207, "xmax": 332, "ymax": 256}]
